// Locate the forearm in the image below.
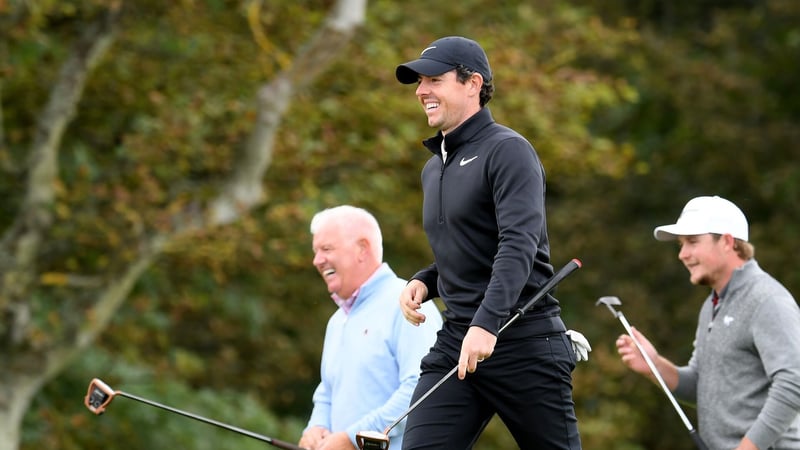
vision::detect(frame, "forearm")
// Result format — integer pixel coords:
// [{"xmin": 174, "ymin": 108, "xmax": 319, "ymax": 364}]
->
[{"xmin": 649, "ymin": 354, "xmax": 680, "ymax": 391}]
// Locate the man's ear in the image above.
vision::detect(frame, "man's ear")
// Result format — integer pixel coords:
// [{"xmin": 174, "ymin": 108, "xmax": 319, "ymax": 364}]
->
[
  {"xmin": 721, "ymin": 233, "xmax": 736, "ymax": 250},
  {"xmin": 470, "ymin": 73, "xmax": 484, "ymax": 93},
  {"xmin": 357, "ymin": 238, "xmax": 370, "ymax": 261}
]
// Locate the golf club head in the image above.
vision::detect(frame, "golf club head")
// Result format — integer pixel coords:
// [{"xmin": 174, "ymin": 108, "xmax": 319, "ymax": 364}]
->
[
  {"xmin": 356, "ymin": 430, "xmax": 390, "ymax": 450},
  {"xmin": 84, "ymin": 378, "xmax": 116, "ymax": 415},
  {"xmin": 595, "ymin": 296, "xmax": 622, "ymax": 307},
  {"xmin": 596, "ymin": 296, "xmax": 624, "ymax": 319}
]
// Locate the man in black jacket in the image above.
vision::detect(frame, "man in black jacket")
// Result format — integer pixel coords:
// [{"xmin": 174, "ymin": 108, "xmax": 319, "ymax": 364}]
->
[{"xmin": 395, "ymin": 36, "xmax": 582, "ymax": 450}]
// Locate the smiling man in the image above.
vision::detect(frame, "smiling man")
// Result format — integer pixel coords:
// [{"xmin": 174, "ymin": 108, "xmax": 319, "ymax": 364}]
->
[
  {"xmin": 617, "ymin": 195, "xmax": 800, "ymax": 450},
  {"xmin": 300, "ymin": 205, "xmax": 442, "ymax": 450},
  {"xmin": 396, "ymin": 36, "xmax": 583, "ymax": 449}
]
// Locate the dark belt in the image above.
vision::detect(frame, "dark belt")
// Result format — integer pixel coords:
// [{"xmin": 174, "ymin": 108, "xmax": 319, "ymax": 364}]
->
[
  {"xmin": 443, "ymin": 314, "xmax": 566, "ymax": 339},
  {"xmin": 502, "ymin": 315, "xmax": 566, "ymax": 339}
]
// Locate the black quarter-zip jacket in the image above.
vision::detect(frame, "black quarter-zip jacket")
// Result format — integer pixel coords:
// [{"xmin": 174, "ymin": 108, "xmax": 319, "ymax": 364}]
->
[{"xmin": 411, "ymin": 107, "xmax": 560, "ymax": 335}]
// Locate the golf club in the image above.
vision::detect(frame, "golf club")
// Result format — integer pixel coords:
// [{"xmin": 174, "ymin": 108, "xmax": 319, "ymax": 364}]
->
[
  {"xmin": 84, "ymin": 378, "xmax": 305, "ymax": 450},
  {"xmin": 356, "ymin": 258, "xmax": 583, "ymax": 450},
  {"xmin": 596, "ymin": 296, "xmax": 709, "ymax": 450}
]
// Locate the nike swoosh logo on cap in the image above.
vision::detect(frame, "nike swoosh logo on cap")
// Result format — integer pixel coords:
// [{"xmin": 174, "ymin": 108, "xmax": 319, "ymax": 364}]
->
[
  {"xmin": 421, "ymin": 46, "xmax": 437, "ymax": 55},
  {"xmin": 460, "ymin": 156, "xmax": 478, "ymax": 166}
]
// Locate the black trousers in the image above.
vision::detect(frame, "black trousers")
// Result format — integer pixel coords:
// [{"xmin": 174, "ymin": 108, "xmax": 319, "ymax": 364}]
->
[{"xmin": 401, "ymin": 319, "xmax": 582, "ymax": 450}]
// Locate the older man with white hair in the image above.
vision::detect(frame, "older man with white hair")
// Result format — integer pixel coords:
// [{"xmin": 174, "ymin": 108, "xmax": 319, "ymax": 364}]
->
[{"xmin": 300, "ymin": 205, "xmax": 443, "ymax": 450}]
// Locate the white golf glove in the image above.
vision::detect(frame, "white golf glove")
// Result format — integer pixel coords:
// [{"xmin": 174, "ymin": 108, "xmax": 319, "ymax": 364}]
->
[{"xmin": 566, "ymin": 329, "xmax": 592, "ymax": 362}]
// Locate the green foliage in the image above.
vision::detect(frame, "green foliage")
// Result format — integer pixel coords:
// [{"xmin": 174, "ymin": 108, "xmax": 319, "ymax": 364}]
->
[
  {"xmin": 21, "ymin": 349, "xmax": 305, "ymax": 450},
  {"xmin": 5, "ymin": 0, "xmax": 799, "ymax": 449}
]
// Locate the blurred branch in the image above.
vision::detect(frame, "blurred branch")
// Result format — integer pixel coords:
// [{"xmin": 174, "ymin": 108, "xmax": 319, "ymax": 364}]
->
[
  {"xmin": 61, "ymin": 237, "xmax": 163, "ymax": 376},
  {"xmin": 1, "ymin": 1, "xmax": 123, "ymax": 333},
  {"xmin": 246, "ymin": 0, "xmax": 292, "ymax": 70},
  {"xmin": 0, "ymin": 5, "xmax": 125, "ymax": 445},
  {"xmin": 210, "ymin": 0, "xmax": 367, "ymax": 225},
  {"xmin": 25, "ymin": 1, "xmax": 122, "ymax": 214},
  {"xmin": 0, "ymin": 59, "xmax": 6, "ymax": 172}
]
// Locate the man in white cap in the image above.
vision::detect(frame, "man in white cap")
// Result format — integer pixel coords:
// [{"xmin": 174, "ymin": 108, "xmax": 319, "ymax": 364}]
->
[{"xmin": 617, "ymin": 195, "xmax": 800, "ymax": 450}]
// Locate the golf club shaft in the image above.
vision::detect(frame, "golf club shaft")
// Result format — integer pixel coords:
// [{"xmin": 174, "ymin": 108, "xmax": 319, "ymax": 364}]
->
[
  {"xmin": 116, "ymin": 391, "xmax": 304, "ymax": 450},
  {"xmin": 382, "ymin": 258, "xmax": 582, "ymax": 435},
  {"xmin": 381, "ymin": 364, "xmax": 458, "ymax": 434},
  {"xmin": 617, "ymin": 314, "xmax": 708, "ymax": 450}
]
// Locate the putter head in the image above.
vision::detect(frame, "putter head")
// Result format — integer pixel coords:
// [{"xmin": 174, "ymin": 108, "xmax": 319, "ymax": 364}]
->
[
  {"xmin": 356, "ymin": 431, "xmax": 390, "ymax": 450},
  {"xmin": 84, "ymin": 378, "xmax": 116, "ymax": 415}
]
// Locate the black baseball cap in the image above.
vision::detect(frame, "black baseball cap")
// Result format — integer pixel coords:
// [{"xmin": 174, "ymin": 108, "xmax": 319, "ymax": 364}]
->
[{"xmin": 396, "ymin": 36, "xmax": 492, "ymax": 84}]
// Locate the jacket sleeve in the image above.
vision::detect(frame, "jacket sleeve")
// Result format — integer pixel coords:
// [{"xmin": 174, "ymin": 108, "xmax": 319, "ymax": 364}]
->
[
  {"xmin": 471, "ymin": 137, "xmax": 544, "ymax": 334},
  {"xmin": 412, "ymin": 263, "xmax": 440, "ymax": 301},
  {"xmin": 745, "ymin": 293, "xmax": 800, "ymax": 449}
]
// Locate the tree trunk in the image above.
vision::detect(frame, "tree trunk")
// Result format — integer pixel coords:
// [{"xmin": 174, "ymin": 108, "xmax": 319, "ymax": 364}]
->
[{"xmin": 0, "ymin": 375, "xmax": 40, "ymax": 450}]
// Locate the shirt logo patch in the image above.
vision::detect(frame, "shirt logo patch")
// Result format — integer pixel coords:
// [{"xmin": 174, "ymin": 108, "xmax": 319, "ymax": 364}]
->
[
  {"xmin": 723, "ymin": 315, "xmax": 735, "ymax": 326},
  {"xmin": 460, "ymin": 156, "xmax": 478, "ymax": 166}
]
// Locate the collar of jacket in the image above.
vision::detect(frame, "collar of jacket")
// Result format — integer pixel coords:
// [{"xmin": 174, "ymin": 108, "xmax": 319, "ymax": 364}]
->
[
  {"xmin": 422, "ymin": 107, "xmax": 494, "ymax": 158},
  {"xmin": 722, "ymin": 258, "xmax": 760, "ymax": 298}
]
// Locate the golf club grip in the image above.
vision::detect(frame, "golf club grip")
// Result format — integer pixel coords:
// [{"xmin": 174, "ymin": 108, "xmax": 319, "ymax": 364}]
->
[
  {"xmin": 690, "ymin": 430, "xmax": 709, "ymax": 450},
  {"xmin": 496, "ymin": 257, "xmax": 580, "ymax": 330},
  {"xmin": 519, "ymin": 258, "xmax": 581, "ymax": 315}
]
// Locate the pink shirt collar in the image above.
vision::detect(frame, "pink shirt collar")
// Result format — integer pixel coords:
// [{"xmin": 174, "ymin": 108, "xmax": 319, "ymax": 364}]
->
[{"xmin": 331, "ymin": 288, "xmax": 360, "ymax": 315}]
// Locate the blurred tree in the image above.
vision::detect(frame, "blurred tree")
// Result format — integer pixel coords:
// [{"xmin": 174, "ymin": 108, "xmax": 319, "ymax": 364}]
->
[{"xmin": 0, "ymin": 0, "xmax": 367, "ymax": 448}]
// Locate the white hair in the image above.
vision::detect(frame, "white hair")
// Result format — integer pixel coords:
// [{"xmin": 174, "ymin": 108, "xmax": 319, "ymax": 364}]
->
[{"xmin": 310, "ymin": 205, "xmax": 383, "ymax": 262}]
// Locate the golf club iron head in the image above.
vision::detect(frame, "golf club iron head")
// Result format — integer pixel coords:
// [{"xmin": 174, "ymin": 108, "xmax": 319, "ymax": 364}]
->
[
  {"xmin": 356, "ymin": 430, "xmax": 390, "ymax": 450},
  {"xmin": 596, "ymin": 296, "xmax": 623, "ymax": 317},
  {"xmin": 595, "ymin": 295, "xmax": 621, "ymax": 307},
  {"xmin": 85, "ymin": 378, "xmax": 117, "ymax": 415}
]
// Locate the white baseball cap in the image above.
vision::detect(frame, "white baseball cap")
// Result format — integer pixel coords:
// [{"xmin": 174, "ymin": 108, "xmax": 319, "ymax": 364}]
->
[{"xmin": 654, "ymin": 195, "xmax": 749, "ymax": 241}]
